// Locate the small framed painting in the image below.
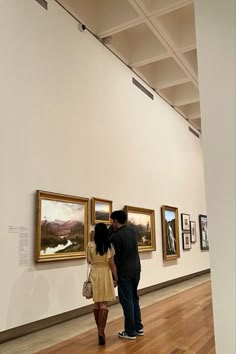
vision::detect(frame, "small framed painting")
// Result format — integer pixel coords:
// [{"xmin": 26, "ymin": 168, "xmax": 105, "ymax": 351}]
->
[
  {"xmin": 91, "ymin": 197, "xmax": 112, "ymax": 225},
  {"xmin": 181, "ymin": 213, "xmax": 190, "ymax": 231},
  {"xmin": 182, "ymin": 233, "xmax": 191, "ymax": 250},
  {"xmin": 190, "ymin": 221, "xmax": 197, "ymax": 243},
  {"xmin": 199, "ymin": 214, "xmax": 209, "ymax": 250},
  {"xmin": 124, "ymin": 205, "xmax": 156, "ymax": 252},
  {"xmin": 36, "ymin": 190, "xmax": 89, "ymax": 262},
  {"xmin": 161, "ymin": 205, "xmax": 180, "ymax": 260}
]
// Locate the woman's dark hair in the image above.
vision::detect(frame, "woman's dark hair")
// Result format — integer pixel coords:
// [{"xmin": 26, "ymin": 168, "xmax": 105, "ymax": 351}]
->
[{"xmin": 94, "ymin": 223, "xmax": 111, "ymax": 255}]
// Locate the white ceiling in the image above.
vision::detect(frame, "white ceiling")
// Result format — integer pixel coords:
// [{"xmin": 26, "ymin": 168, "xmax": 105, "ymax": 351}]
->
[{"xmin": 57, "ymin": 0, "xmax": 201, "ymax": 131}]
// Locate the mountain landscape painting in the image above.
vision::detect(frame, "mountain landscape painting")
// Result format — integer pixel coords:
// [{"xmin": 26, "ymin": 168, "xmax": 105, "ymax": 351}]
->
[
  {"xmin": 95, "ymin": 202, "xmax": 110, "ymax": 221},
  {"xmin": 91, "ymin": 197, "xmax": 112, "ymax": 225},
  {"xmin": 36, "ymin": 191, "xmax": 89, "ymax": 262}
]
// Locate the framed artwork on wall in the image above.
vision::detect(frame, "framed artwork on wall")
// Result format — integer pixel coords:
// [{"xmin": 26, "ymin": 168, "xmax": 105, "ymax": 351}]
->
[
  {"xmin": 199, "ymin": 214, "xmax": 209, "ymax": 250},
  {"xmin": 161, "ymin": 205, "xmax": 180, "ymax": 260},
  {"xmin": 35, "ymin": 190, "xmax": 89, "ymax": 262},
  {"xmin": 181, "ymin": 213, "xmax": 190, "ymax": 231},
  {"xmin": 190, "ymin": 221, "xmax": 197, "ymax": 243},
  {"xmin": 91, "ymin": 197, "xmax": 112, "ymax": 225},
  {"xmin": 124, "ymin": 205, "xmax": 156, "ymax": 252},
  {"xmin": 182, "ymin": 233, "xmax": 191, "ymax": 250}
]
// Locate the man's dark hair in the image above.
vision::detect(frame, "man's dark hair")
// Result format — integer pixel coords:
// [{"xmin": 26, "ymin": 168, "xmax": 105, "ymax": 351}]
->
[{"xmin": 110, "ymin": 210, "xmax": 127, "ymax": 224}]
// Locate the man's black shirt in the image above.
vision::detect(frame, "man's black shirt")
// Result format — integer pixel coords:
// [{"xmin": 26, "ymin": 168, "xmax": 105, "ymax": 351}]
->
[{"xmin": 112, "ymin": 225, "xmax": 141, "ymax": 278}]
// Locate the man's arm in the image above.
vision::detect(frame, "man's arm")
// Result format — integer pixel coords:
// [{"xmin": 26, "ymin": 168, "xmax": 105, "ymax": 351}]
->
[{"xmin": 112, "ymin": 233, "xmax": 122, "ymax": 268}]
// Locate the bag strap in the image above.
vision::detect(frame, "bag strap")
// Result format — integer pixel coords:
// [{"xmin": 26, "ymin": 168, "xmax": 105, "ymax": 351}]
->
[
  {"xmin": 86, "ymin": 262, "xmax": 91, "ymax": 281},
  {"xmin": 86, "ymin": 243, "xmax": 91, "ymax": 281}
]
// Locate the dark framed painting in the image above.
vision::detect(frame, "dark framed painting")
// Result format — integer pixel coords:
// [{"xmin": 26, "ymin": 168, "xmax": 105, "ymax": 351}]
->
[
  {"xmin": 161, "ymin": 205, "xmax": 180, "ymax": 260},
  {"xmin": 124, "ymin": 205, "xmax": 156, "ymax": 252},
  {"xmin": 91, "ymin": 197, "xmax": 112, "ymax": 225},
  {"xmin": 182, "ymin": 233, "xmax": 191, "ymax": 250},
  {"xmin": 199, "ymin": 214, "xmax": 209, "ymax": 250},
  {"xmin": 35, "ymin": 190, "xmax": 89, "ymax": 262},
  {"xmin": 181, "ymin": 213, "xmax": 190, "ymax": 231},
  {"xmin": 190, "ymin": 221, "xmax": 197, "ymax": 243}
]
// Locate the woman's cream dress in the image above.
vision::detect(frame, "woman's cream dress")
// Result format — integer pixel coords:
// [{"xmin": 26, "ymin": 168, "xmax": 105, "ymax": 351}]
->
[{"xmin": 86, "ymin": 241, "xmax": 116, "ymax": 302}]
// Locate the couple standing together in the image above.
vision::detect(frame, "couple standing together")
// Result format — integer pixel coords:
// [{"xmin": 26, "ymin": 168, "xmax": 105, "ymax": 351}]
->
[{"xmin": 86, "ymin": 210, "xmax": 144, "ymax": 346}]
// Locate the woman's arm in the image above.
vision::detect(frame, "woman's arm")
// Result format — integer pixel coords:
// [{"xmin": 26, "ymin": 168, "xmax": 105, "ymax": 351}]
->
[{"xmin": 108, "ymin": 256, "xmax": 118, "ymax": 287}]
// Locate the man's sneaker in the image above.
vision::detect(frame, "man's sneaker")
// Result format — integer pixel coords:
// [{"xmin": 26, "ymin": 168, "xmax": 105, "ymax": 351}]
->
[
  {"xmin": 118, "ymin": 331, "xmax": 136, "ymax": 340},
  {"xmin": 136, "ymin": 329, "xmax": 144, "ymax": 336}
]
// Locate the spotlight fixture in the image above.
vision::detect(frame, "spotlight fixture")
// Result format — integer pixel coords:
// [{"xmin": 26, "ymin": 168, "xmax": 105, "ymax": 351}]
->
[{"xmin": 78, "ymin": 23, "xmax": 86, "ymax": 32}]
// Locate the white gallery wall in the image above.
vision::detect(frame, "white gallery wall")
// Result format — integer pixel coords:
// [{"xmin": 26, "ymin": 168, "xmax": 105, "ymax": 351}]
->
[
  {"xmin": 195, "ymin": 0, "xmax": 236, "ymax": 353},
  {"xmin": 0, "ymin": 0, "xmax": 209, "ymax": 332}
]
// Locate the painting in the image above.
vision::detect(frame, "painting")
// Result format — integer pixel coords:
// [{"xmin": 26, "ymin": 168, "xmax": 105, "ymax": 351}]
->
[
  {"xmin": 181, "ymin": 213, "xmax": 190, "ymax": 231},
  {"xmin": 124, "ymin": 205, "xmax": 156, "ymax": 252},
  {"xmin": 36, "ymin": 190, "xmax": 89, "ymax": 262},
  {"xmin": 199, "ymin": 214, "xmax": 209, "ymax": 250},
  {"xmin": 91, "ymin": 197, "xmax": 112, "ymax": 225},
  {"xmin": 161, "ymin": 205, "xmax": 180, "ymax": 260},
  {"xmin": 182, "ymin": 233, "xmax": 191, "ymax": 250},
  {"xmin": 190, "ymin": 221, "xmax": 197, "ymax": 243}
]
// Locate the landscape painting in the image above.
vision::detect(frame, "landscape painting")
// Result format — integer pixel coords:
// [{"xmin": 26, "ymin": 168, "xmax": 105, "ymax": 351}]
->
[
  {"xmin": 91, "ymin": 197, "xmax": 112, "ymax": 225},
  {"xmin": 161, "ymin": 205, "xmax": 180, "ymax": 260},
  {"xmin": 124, "ymin": 205, "xmax": 156, "ymax": 252},
  {"xmin": 199, "ymin": 214, "xmax": 209, "ymax": 250},
  {"xmin": 36, "ymin": 190, "xmax": 89, "ymax": 262}
]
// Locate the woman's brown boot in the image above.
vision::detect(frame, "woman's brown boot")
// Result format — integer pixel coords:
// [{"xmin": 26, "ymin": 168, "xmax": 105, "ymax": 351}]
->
[
  {"xmin": 93, "ymin": 309, "xmax": 99, "ymax": 342},
  {"xmin": 98, "ymin": 309, "xmax": 108, "ymax": 345},
  {"xmin": 93, "ymin": 309, "xmax": 99, "ymax": 327}
]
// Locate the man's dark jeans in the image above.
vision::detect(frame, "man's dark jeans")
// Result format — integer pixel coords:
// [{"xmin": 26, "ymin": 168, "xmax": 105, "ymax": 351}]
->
[{"xmin": 118, "ymin": 273, "xmax": 143, "ymax": 336}]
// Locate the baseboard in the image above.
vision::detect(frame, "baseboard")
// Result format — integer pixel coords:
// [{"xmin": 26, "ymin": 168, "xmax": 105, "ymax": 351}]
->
[
  {"xmin": 0, "ymin": 269, "xmax": 210, "ymax": 344},
  {"xmin": 138, "ymin": 268, "xmax": 210, "ymax": 296}
]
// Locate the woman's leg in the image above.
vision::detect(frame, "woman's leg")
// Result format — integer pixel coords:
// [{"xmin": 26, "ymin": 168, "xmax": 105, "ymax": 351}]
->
[
  {"xmin": 99, "ymin": 301, "xmax": 107, "ymax": 309},
  {"xmin": 93, "ymin": 302, "xmax": 99, "ymax": 335},
  {"xmin": 97, "ymin": 302, "xmax": 109, "ymax": 345}
]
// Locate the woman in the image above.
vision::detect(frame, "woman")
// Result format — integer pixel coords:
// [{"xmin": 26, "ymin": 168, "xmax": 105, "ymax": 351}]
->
[{"xmin": 86, "ymin": 223, "xmax": 118, "ymax": 346}]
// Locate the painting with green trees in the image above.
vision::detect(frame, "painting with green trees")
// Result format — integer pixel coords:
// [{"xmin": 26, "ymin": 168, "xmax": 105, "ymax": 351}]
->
[
  {"xmin": 36, "ymin": 191, "xmax": 88, "ymax": 262},
  {"xmin": 124, "ymin": 205, "xmax": 156, "ymax": 253}
]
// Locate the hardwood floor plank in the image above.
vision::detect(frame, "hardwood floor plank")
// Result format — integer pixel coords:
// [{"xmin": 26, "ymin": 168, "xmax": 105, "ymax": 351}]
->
[
  {"xmin": 195, "ymin": 336, "xmax": 215, "ymax": 354},
  {"xmin": 37, "ymin": 281, "xmax": 215, "ymax": 354},
  {"xmin": 169, "ymin": 349, "xmax": 187, "ymax": 354}
]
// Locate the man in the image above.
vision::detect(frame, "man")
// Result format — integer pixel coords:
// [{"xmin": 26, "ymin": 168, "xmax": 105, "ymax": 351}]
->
[{"xmin": 110, "ymin": 210, "xmax": 144, "ymax": 340}]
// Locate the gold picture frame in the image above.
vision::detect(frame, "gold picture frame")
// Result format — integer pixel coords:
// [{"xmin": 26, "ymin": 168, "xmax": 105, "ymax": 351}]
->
[
  {"xmin": 91, "ymin": 197, "xmax": 112, "ymax": 225},
  {"xmin": 124, "ymin": 205, "xmax": 156, "ymax": 252},
  {"xmin": 161, "ymin": 205, "xmax": 180, "ymax": 260},
  {"xmin": 36, "ymin": 190, "xmax": 89, "ymax": 262}
]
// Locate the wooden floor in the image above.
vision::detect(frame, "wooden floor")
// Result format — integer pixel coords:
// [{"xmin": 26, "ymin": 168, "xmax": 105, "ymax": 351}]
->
[{"xmin": 37, "ymin": 281, "xmax": 215, "ymax": 354}]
